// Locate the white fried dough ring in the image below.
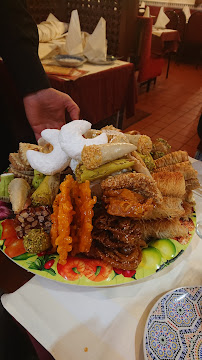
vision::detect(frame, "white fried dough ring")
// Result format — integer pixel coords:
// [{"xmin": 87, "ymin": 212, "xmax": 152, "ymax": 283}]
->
[
  {"xmin": 26, "ymin": 129, "xmax": 70, "ymax": 175},
  {"xmin": 59, "ymin": 120, "xmax": 108, "ymax": 161}
]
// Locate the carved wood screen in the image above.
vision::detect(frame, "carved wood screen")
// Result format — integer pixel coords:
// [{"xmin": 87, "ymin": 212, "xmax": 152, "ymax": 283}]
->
[{"xmin": 26, "ymin": 0, "xmax": 138, "ymax": 59}]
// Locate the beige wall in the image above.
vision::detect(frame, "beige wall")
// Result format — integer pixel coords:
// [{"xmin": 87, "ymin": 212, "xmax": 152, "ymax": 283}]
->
[{"xmin": 141, "ymin": 0, "xmax": 196, "ymax": 7}]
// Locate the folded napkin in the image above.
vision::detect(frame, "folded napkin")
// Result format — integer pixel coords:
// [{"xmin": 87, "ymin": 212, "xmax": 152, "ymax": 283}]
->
[
  {"xmin": 65, "ymin": 10, "xmax": 83, "ymax": 56},
  {"xmin": 83, "ymin": 17, "xmax": 107, "ymax": 62},
  {"xmin": 182, "ymin": 5, "xmax": 191, "ymax": 23},
  {"xmin": 139, "ymin": 1, "xmax": 146, "ymax": 14},
  {"xmin": 153, "ymin": 7, "xmax": 170, "ymax": 29},
  {"xmin": 38, "ymin": 42, "xmax": 58, "ymax": 60},
  {"xmin": 143, "ymin": 6, "xmax": 150, "ymax": 17},
  {"xmin": 37, "ymin": 13, "xmax": 68, "ymax": 43}
]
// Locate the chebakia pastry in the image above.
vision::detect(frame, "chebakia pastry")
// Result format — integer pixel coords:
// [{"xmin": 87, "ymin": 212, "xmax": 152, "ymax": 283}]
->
[{"xmin": 2, "ymin": 120, "xmax": 200, "ymax": 270}]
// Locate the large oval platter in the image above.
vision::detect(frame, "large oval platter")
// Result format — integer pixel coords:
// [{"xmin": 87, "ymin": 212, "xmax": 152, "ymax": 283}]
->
[{"xmin": 0, "ymin": 211, "xmax": 196, "ymax": 287}]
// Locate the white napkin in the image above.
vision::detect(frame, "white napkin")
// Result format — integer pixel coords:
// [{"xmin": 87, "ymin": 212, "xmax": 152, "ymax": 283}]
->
[
  {"xmin": 65, "ymin": 10, "xmax": 83, "ymax": 56},
  {"xmin": 38, "ymin": 42, "xmax": 58, "ymax": 60},
  {"xmin": 182, "ymin": 5, "xmax": 191, "ymax": 23},
  {"xmin": 83, "ymin": 17, "xmax": 107, "ymax": 62},
  {"xmin": 143, "ymin": 6, "xmax": 150, "ymax": 17},
  {"xmin": 37, "ymin": 13, "xmax": 68, "ymax": 43},
  {"xmin": 153, "ymin": 7, "xmax": 170, "ymax": 29},
  {"xmin": 139, "ymin": 1, "xmax": 146, "ymax": 14},
  {"xmin": 139, "ymin": 1, "xmax": 145, "ymax": 8}
]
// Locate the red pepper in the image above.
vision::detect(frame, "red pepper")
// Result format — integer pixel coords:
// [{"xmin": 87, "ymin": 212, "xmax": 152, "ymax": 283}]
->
[
  {"xmin": 37, "ymin": 251, "xmax": 46, "ymax": 257},
  {"xmin": 114, "ymin": 268, "xmax": 136, "ymax": 277},
  {"xmin": 44, "ymin": 259, "xmax": 54, "ymax": 269},
  {"xmin": 114, "ymin": 268, "xmax": 123, "ymax": 275},
  {"xmin": 122, "ymin": 270, "xmax": 136, "ymax": 277}
]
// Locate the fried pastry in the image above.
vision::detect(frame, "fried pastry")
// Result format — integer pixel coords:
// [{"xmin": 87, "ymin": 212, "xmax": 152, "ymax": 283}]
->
[
  {"xmin": 185, "ymin": 177, "xmax": 200, "ymax": 191},
  {"xmin": 81, "ymin": 143, "xmax": 137, "ymax": 170},
  {"xmin": 18, "ymin": 142, "xmax": 44, "ymax": 167},
  {"xmin": 152, "ymin": 171, "xmax": 185, "ymax": 197},
  {"xmin": 143, "ymin": 196, "xmax": 185, "ymax": 219},
  {"xmin": 9, "ymin": 152, "xmax": 32, "ymax": 171},
  {"xmin": 154, "ymin": 161, "xmax": 198, "ymax": 180},
  {"xmin": 128, "ymin": 151, "xmax": 151, "ymax": 177},
  {"xmin": 101, "ymin": 172, "xmax": 163, "ymax": 204},
  {"xmin": 8, "ymin": 178, "xmax": 31, "ymax": 213},
  {"xmin": 9, "ymin": 166, "xmax": 34, "ymax": 184},
  {"xmin": 154, "ymin": 150, "xmax": 188, "ymax": 168}
]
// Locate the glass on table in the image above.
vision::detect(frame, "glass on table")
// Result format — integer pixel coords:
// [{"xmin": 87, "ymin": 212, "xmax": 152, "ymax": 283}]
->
[{"xmin": 196, "ymin": 220, "xmax": 202, "ymax": 238}]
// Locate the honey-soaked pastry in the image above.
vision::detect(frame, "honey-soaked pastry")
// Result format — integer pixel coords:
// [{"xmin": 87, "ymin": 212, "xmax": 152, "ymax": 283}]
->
[
  {"xmin": 154, "ymin": 161, "xmax": 198, "ymax": 181},
  {"xmin": 143, "ymin": 196, "xmax": 185, "ymax": 220},
  {"xmin": 185, "ymin": 177, "xmax": 200, "ymax": 191},
  {"xmin": 101, "ymin": 172, "xmax": 163, "ymax": 204},
  {"xmin": 154, "ymin": 150, "xmax": 188, "ymax": 169},
  {"xmin": 152, "ymin": 171, "xmax": 186, "ymax": 197}
]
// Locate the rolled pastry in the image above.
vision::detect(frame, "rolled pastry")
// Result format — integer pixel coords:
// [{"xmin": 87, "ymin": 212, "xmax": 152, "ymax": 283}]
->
[
  {"xmin": 125, "ymin": 134, "xmax": 152, "ymax": 155},
  {"xmin": 81, "ymin": 143, "xmax": 137, "ymax": 170}
]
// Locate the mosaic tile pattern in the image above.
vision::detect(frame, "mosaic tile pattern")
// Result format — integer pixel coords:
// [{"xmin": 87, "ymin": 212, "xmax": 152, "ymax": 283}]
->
[{"xmin": 144, "ymin": 287, "xmax": 202, "ymax": 360}]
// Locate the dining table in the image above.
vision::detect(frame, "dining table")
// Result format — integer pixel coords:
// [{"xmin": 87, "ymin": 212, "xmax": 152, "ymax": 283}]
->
[
  {"xmin": 0, "ymin": 157, "xmax": 201, "ymax": 360},
  {"xmin": 151, "ymin": 28, "xmax": 181, "ymax": 78},
  {"xmin": 45, "ymin": 60, "xmax": 138, "ymax": 130}
]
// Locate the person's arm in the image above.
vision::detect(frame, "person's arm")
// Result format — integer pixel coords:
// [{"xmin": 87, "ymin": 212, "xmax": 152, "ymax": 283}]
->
[
  {"xmin": 0, "ymin": 0, "xmax": 50, "ymax": 96},
  {"xmin": 197, "ymin": 113, "xmax": 202, "ymax": 140},
  {"xmin": 0, "ymin": 0, "xmax": 79, "ymax": 140}
]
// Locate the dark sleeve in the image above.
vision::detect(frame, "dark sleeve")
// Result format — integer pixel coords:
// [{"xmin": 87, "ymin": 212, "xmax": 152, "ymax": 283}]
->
[
  {"xmin": 0, "ymin": 0, "xmax": 50, "ymax": 97},
  {"xmin": 197, "ymin": 113, "xmax": 202, "ymax": 140}
]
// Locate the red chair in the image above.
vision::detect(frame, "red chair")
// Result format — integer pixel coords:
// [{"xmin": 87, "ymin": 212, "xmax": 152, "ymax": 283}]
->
[
  {"xmin": 136, "ymin": 16, "xmax": 164, "ymax": 91},
  {"xmin": 182, "ymin": 11, "xmax": 202, "ymax": 65},
  {"xmin": 165, "ymin": 10, "xmax": 179, "ymax": 30}
]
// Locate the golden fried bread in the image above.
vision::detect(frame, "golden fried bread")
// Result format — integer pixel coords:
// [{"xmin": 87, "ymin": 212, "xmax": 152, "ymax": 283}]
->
[
  {"xmin": 154, "ymin": 150, "xmax": 188, "ymax": 168},
  {"xmin": 101, "ymin": 172, "xmax": 163, "ymax": 203},
  {"xmin": 152, "ymin": 171, "xmax": 185, "ymax": 197}
]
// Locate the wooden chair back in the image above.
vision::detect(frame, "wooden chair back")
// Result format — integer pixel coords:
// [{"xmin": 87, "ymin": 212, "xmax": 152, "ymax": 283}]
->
[{"xmin": 26, "ymin": 0, "xmax": 137, "ymax": 59}]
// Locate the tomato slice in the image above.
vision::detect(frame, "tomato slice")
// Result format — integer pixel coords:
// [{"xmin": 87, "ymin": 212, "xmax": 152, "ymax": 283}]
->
[
  {"xmin": 1, "ymin": 219, "xmax": 17, "ymax": 240},
  {"xmin": 4, "ymin": 239, "xmax": 26, "ymax": 258}
]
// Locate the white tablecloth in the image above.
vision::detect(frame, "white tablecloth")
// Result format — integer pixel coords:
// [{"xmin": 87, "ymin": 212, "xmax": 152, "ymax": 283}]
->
[
  {"xmin": 1, "ymin": 160, "xmax": 202, "ymax": 360},
  {"xmin": 42, "ymin": 58, "xmax": 129, "ymax": 79},
  {"xmin": 152, "ymin": 28, "xmax": 178, "ymax": 37}
]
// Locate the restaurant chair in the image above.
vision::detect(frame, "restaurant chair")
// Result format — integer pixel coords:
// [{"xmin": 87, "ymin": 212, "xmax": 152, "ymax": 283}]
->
[
  {"xmin": 135, "ymin": 17, "xmax": 164, "ymax": 92},
  {"xmin": 165, "ymin": 10, "xmax": 179, "ymax": 30},
  {"xmin": 26, "ymin": 0, "xmax": 137, "ymax": 60},
  {"xmin": 174, "ymin": 10, "xmax": 186, "ymax": 62},
  {"xmin": 174, "ymin": 10, "xmax": 186, "ymax": 42},
  {"xmin": 182, "ymin": 11, "xmax": 202, "ymax": 66}
]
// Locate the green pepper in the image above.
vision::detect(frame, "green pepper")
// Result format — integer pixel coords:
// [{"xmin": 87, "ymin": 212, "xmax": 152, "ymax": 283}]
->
[{"xmin": 12, "ymin": 253, "xmax": 36, "ymax": 260}]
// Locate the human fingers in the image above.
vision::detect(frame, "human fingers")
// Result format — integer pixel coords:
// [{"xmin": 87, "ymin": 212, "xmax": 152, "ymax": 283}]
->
[{"xmin": 64, "ymin": 95, "xmax": 80, "ymax": 120}]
